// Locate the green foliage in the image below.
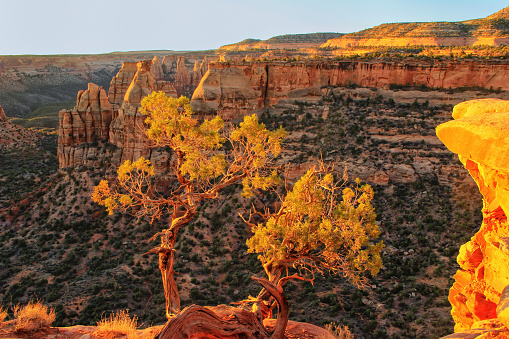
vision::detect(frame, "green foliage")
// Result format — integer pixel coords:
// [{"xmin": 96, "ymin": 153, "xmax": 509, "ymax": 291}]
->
[
  {"xmin": 247, "ymin": 166, "xmax": 383, "ymax": 287},
  {"xmin": 93, "ymin": 92, "xmax": 286, "ymax": 221}
]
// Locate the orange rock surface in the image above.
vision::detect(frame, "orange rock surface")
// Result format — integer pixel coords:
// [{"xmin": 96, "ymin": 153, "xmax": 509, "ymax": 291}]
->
[
  {"xmin": 436, "ymin": 99, "xmax": 509, "ymax": 335},
  {"xmin": 321, "ymin": 37, "xmax": 509, "ymax": 49},
  {"xmin": 57, "ymin": 60, "xmax": 177, "ymax": 169},
  {"xmin": 58, "ymin": 83, "xmax": 112, "ymax": 168},
  {"xmin": 191, "ymin": 59, "xmax": 509, "ymax": 119}
]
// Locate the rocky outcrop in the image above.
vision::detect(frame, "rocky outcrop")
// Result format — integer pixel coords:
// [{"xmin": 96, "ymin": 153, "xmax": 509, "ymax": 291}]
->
[
  {"xmin": 191, "ymin": 56, "xmax": 215, "ymax": 88},
  {"xmin": 174, "ymin": 57, "xmax": 191, "ymax": 90},
  {"xmin": 152, "ymin": 56, "xmax": 165, "ymax": 80},
  {"xmin": 191, "ymin": 59, "xmax": 509, "ymax": 119},
  {"xmin": 322, "ymin": 37, "xmax": 509, "ymax": 49},
  {"xmin": 108, "ymin": 62, "xmax": 138, "ymax": 109},
  {"xmin": 109, "ymin": 60, "xmax": 156, "ymax": 162},
  {"xmin": 58, "ymin": 83, "xmax": 112, "ymax": 167},
  {"xmin": 162, "ymin": 55, "xmax": 178, "ymax": 75},
  {"xmin": 0, "ymin": 105, "xmax": 6, "ymax": 122},
  {"xmin": 436, "ymin": 98, "xmax": 509, "ymax": 335},
  {"xmin": 191, "ymin": 61, "xmax": 202, "ymax": 87},
  {"xmin": 322, "ymin": 7, "xmax": 509, "ymax": 49},
  {"xmin": 58, "ymin": 60, "xmax": 178, "ymax": 169}
]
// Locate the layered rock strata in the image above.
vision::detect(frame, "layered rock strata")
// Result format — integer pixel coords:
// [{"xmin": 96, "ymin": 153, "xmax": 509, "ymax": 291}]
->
[
  {"xmin": 107, "ymin": 62, "xmax": 138, "ymax": 109},
  {"xmin": 58, "ymin": 60, "xmax": 177, "ymax": 169},
  {"xmin": 191, "ymin": 59, "xmax": 509, "ymax": 119},
  {"xmin": 58, "ymin": 83, "xmax": 112, "ymax": 168},
  {"xmin": 322, "ymin": 37, "xmax": 509, "ymax": 49},
  {"xmin": 436, "ymin": 98, "xmax": 509, "ymax": 336},
  {"xmin": 174, "ymin": 57, "xmax": 192, "ymax": 90}
]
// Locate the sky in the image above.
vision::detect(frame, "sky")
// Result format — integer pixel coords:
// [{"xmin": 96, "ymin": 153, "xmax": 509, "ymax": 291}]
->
[{"xmin": 0, "ymin": 0, "xmax": 508, "ymax": 55}]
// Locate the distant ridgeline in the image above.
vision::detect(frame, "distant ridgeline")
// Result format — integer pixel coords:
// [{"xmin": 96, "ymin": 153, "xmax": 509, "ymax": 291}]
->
[{"xmin": 322, "ymin": 6, "xmax": 509, "ymax": 48}]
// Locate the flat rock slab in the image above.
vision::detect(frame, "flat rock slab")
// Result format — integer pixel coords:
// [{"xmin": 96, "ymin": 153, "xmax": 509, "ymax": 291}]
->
[{"xmin": 436, "ymin": 112, "xmax": 509, "ymax": 172}]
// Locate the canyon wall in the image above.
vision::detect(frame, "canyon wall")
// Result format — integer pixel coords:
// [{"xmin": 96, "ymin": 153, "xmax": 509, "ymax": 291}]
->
[
  {"xmin": 321, "ymin": 37, "xmax": 509, "ymax": 49},
  {"xmin": 191, "ymin": 59, "xmax": 509, "ymax": 119},
  {"xmin": 437, "ymin": 99, "xmax": 509, "ymax": 337},
  {"xmin": 59, "ymin": 58, "xmax": 509, "ymax": 169}
]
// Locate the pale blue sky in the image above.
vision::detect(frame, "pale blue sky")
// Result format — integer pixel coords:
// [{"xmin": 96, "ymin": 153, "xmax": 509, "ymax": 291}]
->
[{"xmin": 0, "ymin": 0, "xmax": 507, "ymax": 55}]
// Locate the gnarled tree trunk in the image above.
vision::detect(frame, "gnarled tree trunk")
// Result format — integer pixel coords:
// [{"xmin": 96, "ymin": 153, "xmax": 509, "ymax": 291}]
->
[
  {"xmin": 156, "ymin": 277, "xmax": 289, "ymax": 339},
  {"xmin": 159, "ymin": 231, "xmax": 180, "ymax": 318}
]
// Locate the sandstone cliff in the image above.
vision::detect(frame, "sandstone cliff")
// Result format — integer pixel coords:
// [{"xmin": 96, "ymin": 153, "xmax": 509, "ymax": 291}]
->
[
  {"xmin": 107, "ymin": 62, "xmax": 138, "ymax": 109},
  {"xmin": 437, "ymin": 98, "xmax": 509, "ymax": 336},
  {"xmin": 322, "ymin": 7, "xmax": 509, "ymax": 49},
  {"xmin": 159, "ymin": 55, "xmax": 212, "ymax": 95},
  {"xmin": 58, "ymin": 60, "xmax": 177, "ymax": 169},
  {"xmin": 191, "ymin": 59, "xmax": 509, "ymax": 119},
  {"xmin": 58, "ymin": 83, "xmax": 112, "ymax": 168},
  {"xmin": 174, "ymin": 57, "xmax": 192, "ymax": 91},
  {"xmin": 151, "ymin": 56, "xmax": 165, "ymax": 80}
]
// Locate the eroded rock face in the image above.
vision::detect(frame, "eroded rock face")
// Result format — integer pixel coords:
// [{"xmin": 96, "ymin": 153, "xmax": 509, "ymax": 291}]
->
[
  {"xmin": 152, "ymin": 56, "xmax": 165, "ymax": 80},
  {"xmin": 58, "ymin": 60, "xmax": 177, "ymax": 169},
  {"xmin": 174, "ymin": 57, "xmax": 191, "ymax": 91},
  {"xmin": 108, "ymin": 62, "xmax": 138, "ymax": 109},
  {"xmin": 191, "ymin": 60, "xmax": 509, "ymax": 120},
  {"xmin": 436, "ymin": 98, "xmax": 509, "ymax": 335},
  {"xmin": 58, "ymin": 83, "xmax": 112, "ymax": 168}
]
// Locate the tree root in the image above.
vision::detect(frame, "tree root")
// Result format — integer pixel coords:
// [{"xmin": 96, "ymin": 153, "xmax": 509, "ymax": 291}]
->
[{"xmin": 156, "ymin": 277, "xmax": 288, "ymax": 339}]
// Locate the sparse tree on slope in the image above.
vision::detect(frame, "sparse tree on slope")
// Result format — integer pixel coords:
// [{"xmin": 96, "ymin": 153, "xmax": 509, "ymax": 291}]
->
[
  {"xmin": 245, "ymin": 163, "xmax": 383, "ymax": 318},
  {"xmin": 155, "ymin": 163, "xmax": 383, "ymax": 339},
  {"xmin": 92, "ymin": 92, "xmax": 286, "ymax": 318}
]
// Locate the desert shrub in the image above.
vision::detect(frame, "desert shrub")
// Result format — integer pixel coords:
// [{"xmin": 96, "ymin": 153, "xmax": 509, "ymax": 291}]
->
[
  {"xmin": 13, "ymin": 300, "xmax": 56, "ymax": 332},
  {"xmin": 325, "ymin": 322, "xmax": 354, "ymax": 339},
  {"xmin": 94, "ymin": 310, "xmax": 138, "ymax": 339}
]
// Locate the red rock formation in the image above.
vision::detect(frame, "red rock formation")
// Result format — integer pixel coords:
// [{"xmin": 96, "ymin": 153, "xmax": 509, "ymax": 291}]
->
[
  {"xmin": 109, "ymin": 60, "xmax": 155, "ymax": 162},
  {"xmin": 322, "ymin": 37, "xmax": 509, "ymax": 49},
  {"xmin": 58, "ymin": 60, "xmax": 178, "ymax": 169},
  {"xmin": 174, "ymin": 57, "xmax": 191, "ymax": 91},
  {"xmin": 0, "ymin": 105, "xmax": 6, "ymax": 122},
  {"xmin": 191, "ymin": 61, "xmax": 202, "ymax": 87},
  {"xmin": 107, "ymin": 62, "xmax": 138, "ymax": 109},
  {"xmin": 152, "ymin": 56, "xmax": 165, "ymax": 80},
  {"xmin": 436, "ymin": 98, "xmax": 509, "ymax": 335},
  {"xmin": 191, "ymin": 56, "xmax": 215, "ymax": 88},
  {"xmin": 58, "ymin": 83, "xmax": 112, "ymax": 168},
  {"xmin": 191, "ymin": 60, "xmax": 509, "ymax": 119}
]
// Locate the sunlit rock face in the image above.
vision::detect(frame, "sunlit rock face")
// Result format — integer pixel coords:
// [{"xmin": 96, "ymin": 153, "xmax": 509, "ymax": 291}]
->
[
  {"xmin": 436, "ymin": 98, "xmax": 509, "ymax": 336},
  {"xmin": 57, "ymin": 83, "xmax": 112, "ymax": 168},
  {"xmin": 191, "ymin": 60, "xmax": 509, "ymax": 120},
  {"xmin": 57, "ymin": 60, "xmax": 177, "ymax": 169}
]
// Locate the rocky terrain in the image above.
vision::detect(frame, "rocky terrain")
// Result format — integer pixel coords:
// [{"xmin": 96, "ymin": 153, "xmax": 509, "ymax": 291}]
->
[
  {"xmin": 321, "ymin": 6, "xmax": 509, "ymax": 49},
  {"xmin": 0, "ymin": 65, "xmax": 486, "ymax": 337},
  {"xmin": 5, "ymin": 6, "xmax": 509, "ymax": 338},
  {"xmin": 190, "ymin": 58, "xmax": 509, "ymax": 120}
]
